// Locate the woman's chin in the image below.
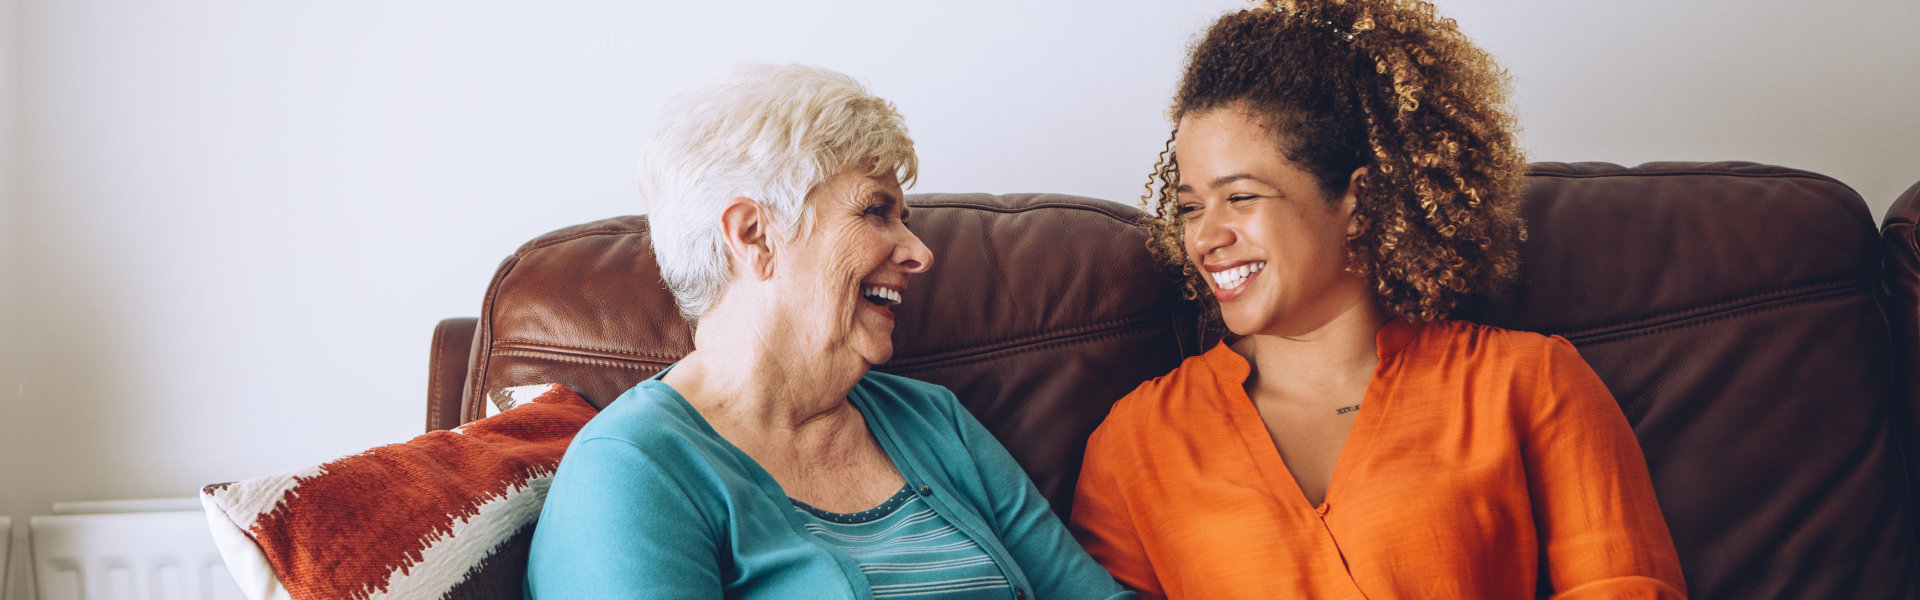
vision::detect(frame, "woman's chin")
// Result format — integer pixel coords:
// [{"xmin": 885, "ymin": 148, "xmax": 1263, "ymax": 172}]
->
[
  {"xmin": 1217, "ymin": 305, "xmax": 1265, "ymax": 336},
  {"xmin": 851, "ymin": 331, "xmax": 896, "ymax": 367}
]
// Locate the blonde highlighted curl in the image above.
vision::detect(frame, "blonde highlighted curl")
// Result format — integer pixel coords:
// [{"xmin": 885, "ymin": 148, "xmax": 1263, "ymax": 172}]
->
[{"xmin": 1146, "ymin": 0, "xmax": 1526, "ymax": 323}]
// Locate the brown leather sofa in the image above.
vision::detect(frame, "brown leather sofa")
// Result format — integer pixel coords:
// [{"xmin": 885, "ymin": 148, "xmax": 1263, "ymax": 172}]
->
[{"xmin": 427, "ymin": 161, "xmax": 1920, "ymax": 599}]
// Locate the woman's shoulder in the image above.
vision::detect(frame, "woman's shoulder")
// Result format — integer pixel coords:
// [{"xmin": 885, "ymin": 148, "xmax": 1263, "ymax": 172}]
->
[
  {"xmin": 571, "ymin": 380, "xmax": 718, "ymax": 451},
  {"xmin": 1410, "ymin": 320, "xmax": 1599, "ymax": 404},
  {"xmin": 554, "ymin": 381, "xmax": 769, "ymax": 501},
  {"xmin": 1424, "ymin": 318, "xmax": 1546, "ymax": 342},
  {"xmin": 1418, "ymin": 320, "xmax": 1577, "ymax": 365},
  {"xmin": 1096, "ymin": 344, "xmax": 1238, "ymax": 439}
]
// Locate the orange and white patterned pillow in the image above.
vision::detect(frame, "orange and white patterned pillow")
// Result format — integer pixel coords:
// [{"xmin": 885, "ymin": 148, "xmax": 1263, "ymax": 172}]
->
[{"xmin": 200, "ymin": 383, "xmax": 596, "ymax": 600}]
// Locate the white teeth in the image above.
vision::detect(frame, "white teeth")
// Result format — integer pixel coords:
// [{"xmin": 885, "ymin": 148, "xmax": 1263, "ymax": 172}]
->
[
  {"xmin": 861, "ymin": 285, "xmax": 901, "ymax": 306},
  {"xmin": 1210, "ymin": 262, "xmax": 1265, "ymax": 289}
]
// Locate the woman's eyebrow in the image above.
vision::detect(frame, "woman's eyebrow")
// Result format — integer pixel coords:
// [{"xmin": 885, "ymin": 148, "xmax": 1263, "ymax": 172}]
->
[
  {"xmin": 866, "ymin": 188, "xmax": 908, "ymax": 220},
  {"xmin": 1176, "ymin": 173, "xmax": 1262, "ymax": 194}
]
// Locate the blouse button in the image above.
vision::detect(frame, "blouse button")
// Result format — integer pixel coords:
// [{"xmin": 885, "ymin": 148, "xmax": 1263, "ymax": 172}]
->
[
  {"xmin": 917, "ymin": 485, "xmax": 933, "ymax": 496},
  {"xmin": 1315, "ymin": 503, "xmax": 1330, "ymax": 516}
]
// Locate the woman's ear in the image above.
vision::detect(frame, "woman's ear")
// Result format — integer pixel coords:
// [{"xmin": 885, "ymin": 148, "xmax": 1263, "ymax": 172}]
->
[
  {"xmin": 719, "ymin": 197, "xmax": 776, "ymax": 280},
  {"xmin": 1344, "ymin": 166, "xmax": 1369, "ymax": 238}
]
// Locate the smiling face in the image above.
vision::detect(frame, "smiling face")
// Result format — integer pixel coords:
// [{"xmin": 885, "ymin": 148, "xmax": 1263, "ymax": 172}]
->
[
  {"xmin": 1174, "ymin": 106, "xmax": 1372, "ymax": 338},
  {"xmin": 771, "ymin": 169, "xmax": 933, "ymax": 367}
]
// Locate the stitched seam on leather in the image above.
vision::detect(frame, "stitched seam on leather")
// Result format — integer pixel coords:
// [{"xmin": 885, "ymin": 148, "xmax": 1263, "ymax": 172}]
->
[
  {"xmin": 1553, "ymin": 279, "xmax": 1868, "ymax": 341},
  {"xmin": 884, "ymin": 322, "xmax": 1163, "ymax": 373},
  {"xmin": 1529, "ymin": 170, "xmax": 1833, "ymax": 181},
  {"xmin": 1565, "ymin": 284, "xmax": 1868, "ymax": 345},
  {"xmin": 492, "ymin": 339, "xmax": 685, "ymax": 362},
  {"xmin": 486, "ymin": 318, "xmax": 1159, "ymax": 372},
  {"xmin": 886, "ymin": 315, "xmax": 1161, "ymax": 367},
  {"xmin": 1526, "ymin": 168, "xmax": 1848, "ymax": 188},
  {"xmin": 489, "ymin": 350, "xmax": 672, "ymax": 370},
  {"xmin": 472, "ymin": 254, "xmax": 522, "ymax": 424},
  {"xmin": 429, "ymin": 321, "xmax": 451, "ymax": 430},
  {"xmin": 906, "ymin": 199, "xmax": 1145, "ymax": 224}
]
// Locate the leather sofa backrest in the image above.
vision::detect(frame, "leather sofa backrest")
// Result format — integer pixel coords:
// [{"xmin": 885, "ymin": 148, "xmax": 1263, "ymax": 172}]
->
[
  {"xmin": 446, "ymin": 162, "xmax": 1918, "ymax": 600},
  {"xmin": 1458, "ymin": 162, "xmax": 1914, "ymax": 599}
]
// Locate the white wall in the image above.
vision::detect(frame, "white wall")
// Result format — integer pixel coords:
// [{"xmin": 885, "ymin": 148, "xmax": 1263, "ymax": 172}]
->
[
  {"xmin": 1, "ymin": 2, "xmax": 1915, "ymax": 598},
  {"xmin": 1452, "ymin": 0, "xmax": 1920, "ymax": 211},
  {"xmin": 2, "ymin": 0, "xmax": 24, "ymax": 596}
]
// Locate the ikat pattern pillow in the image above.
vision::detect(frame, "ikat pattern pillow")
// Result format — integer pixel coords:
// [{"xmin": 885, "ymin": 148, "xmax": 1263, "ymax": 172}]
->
[{"xmin": 200, "ymin": 383, "xmax": 596, "ymax": 600}]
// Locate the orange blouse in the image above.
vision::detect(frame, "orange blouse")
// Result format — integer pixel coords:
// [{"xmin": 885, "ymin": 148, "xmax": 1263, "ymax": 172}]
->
[{"xmin": 1070, "ymin": 320, "xmax": 1685, "ymax": 599}]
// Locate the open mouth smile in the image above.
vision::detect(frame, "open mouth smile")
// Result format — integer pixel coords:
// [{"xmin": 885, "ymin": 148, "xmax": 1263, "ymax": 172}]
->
[
  {"xmin": 1209, "ymin": 261, "xmax": 1265, "ymax": 291},
  {"xmin": 860, "ymin": 285, "xmax": 902, "ymax": 308}
]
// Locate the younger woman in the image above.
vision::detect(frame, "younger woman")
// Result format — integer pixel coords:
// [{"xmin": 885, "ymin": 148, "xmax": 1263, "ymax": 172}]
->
[{"xmin": 1070, "ymin": 2, "xmax": 1686, "ymax": 598}]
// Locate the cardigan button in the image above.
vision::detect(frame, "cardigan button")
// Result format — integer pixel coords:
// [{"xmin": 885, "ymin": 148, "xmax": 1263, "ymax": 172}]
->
[
  {"xmin": 917, "ymin": 485, "xmax": 933, "ymax": 496},
  {"xmin": 1015, "ymin": 589, "xmax": 1026, "ymax": 600}
]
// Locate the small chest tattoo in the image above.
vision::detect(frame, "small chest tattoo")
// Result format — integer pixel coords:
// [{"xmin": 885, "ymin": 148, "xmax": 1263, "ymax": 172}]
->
[{"xmin": 1335, "ymin": 404, "xmax": 1361, "ymax": 415}]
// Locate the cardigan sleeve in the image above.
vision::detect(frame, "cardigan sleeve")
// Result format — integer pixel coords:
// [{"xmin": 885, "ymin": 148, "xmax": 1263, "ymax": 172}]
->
[
  {"xmin": 1070, "ymin": 422, "xmax": 1166, "ymax": 600},
  {"xmin": 524, "ymin": 436, "xmax": 722, "ymax": 599},
  {"xmin": 1523, "ymin": 336, "xmax": 1688, "ymax": 599},
  {"xmin": 943, "ymin": 388, "xmax": 1136, "ymax": 600}
]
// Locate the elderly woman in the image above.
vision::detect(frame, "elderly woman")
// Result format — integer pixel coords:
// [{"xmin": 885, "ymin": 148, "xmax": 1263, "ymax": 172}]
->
[
  {"xmin": 1069, "ymin": 2, "xmax": 1686, "ymax": 598},
  {"xmin": 524, "ymin": 63, "xmax": 1130, "ymax": 600}
]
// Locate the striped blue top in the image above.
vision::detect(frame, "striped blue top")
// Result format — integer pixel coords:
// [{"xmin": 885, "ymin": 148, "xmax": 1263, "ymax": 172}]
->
[{"xmin": 794, "ymin": 485, "xmax": 1013, "ymax": 598}]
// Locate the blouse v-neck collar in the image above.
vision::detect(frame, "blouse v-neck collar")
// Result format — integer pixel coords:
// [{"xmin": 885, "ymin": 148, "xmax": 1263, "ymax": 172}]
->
[{"xmin": 1202, "ymin": 319, "xmax": 1424, "ymax": 512}]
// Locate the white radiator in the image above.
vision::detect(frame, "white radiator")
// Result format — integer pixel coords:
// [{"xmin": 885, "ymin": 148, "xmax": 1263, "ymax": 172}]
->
[
  {"xmin": 29, "ymin": 499, "xmax": 244, "ymax": 600},
  {"xmin": 4, "ymin": 516, "xmax": 14, "ymax": 596}
]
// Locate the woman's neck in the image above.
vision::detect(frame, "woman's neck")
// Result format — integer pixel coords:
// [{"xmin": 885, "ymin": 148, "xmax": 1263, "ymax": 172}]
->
[
  {"xmin": 664, "ymin": 298, "xmax": 867, "ymax": 436},
  {"xmin": 1231, "ymin": 299, "xmax": 1390, "ymax": 405}
]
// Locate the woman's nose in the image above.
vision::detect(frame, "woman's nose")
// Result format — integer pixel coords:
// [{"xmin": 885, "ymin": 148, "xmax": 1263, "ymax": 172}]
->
[
  {"xmin": 896, "ymin": 226, "xmax": 934, "ymax": 273},
  {"xmin": 1187, "ymin": 215, "xmax": 1232, "ymax": 257}
]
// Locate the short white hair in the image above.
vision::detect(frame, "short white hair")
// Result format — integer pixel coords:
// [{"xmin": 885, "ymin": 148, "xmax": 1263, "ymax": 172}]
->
[{"xmin": 638, "ymin": 62, "xmax": 918, "ymax": 325}]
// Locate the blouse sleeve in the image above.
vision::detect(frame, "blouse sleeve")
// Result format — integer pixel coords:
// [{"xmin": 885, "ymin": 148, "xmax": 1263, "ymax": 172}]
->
[
  {"xmin": 1069, "ymin": 423, "xmax": 1166, "ymax": 600},
  {"xmin": 524, "ymin": 437, "xmax": 722, "ymax": 599},
  {"xmin": 944, "ymin": 389, "xmax": 1136, "ymax": 600},
  {"xmin": 1524, "ymin": 336, "xmax": 1688, "ymax": 599}
]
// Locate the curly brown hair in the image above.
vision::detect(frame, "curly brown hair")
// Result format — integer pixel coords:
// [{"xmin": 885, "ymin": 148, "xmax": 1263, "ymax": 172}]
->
[{"xmin": 1146, "ymin": 0, "xmax": 1527, "ymax": 323}]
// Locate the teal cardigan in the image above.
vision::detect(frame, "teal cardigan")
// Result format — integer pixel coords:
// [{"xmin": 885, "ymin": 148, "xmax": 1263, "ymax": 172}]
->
[{"xmin": 524, "ymin": 370, "xmax": 1132, "ymax": 600}]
